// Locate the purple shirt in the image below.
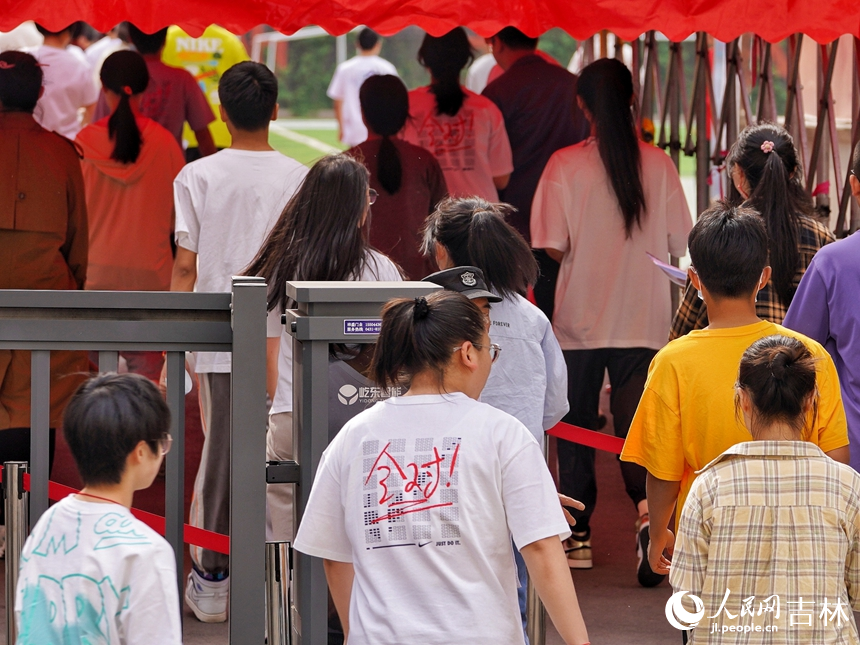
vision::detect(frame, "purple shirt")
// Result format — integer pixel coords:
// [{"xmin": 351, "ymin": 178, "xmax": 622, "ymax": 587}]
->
[
  {"xmin": 482, "ymin": 55, "xmax": 589, "ymax": 241},
  {"xmin": 783, "ymin": 231, "xmax": 860, "ymax": 471}
]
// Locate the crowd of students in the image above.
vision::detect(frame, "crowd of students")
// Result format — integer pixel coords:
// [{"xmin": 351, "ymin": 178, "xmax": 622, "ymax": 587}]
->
[{"xmin": 2, "ymin": 20, "xmax": 860, "ymax": 645}]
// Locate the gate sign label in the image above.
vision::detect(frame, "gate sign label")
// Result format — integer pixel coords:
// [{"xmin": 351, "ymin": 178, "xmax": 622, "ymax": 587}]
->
[{"xmin": 344, "ymin": 319, "xmax": 382, "ymax": 335}]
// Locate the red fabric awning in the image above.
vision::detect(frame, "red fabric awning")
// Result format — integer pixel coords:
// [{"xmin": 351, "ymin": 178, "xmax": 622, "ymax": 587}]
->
[{"xmin": 1, "ymin": 0, "xmax": 855, "ymax": 43}]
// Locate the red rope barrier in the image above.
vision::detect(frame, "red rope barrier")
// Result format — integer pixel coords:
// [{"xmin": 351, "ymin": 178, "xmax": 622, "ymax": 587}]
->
[
  {"xmin": 15, "ymin": 473, "xmax": 230, "ymax": 555},
  {"xmin": 1, "ymin": 422, "xmax": 622, "ymax": 557},
  {"xmin": 547, "ymin": 421, "xmax": 626, "ymax": 455}
]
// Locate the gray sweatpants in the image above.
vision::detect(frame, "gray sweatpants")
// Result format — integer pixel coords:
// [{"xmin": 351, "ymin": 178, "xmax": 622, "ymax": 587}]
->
[{"xmin": 190, "ymin": 372, "xmax": 231, "ymax": 576}]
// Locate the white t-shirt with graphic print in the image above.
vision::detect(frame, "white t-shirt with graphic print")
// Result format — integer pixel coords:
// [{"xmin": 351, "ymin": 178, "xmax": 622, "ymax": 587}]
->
[
  {"xmin": 15, "ymin": 496, "xmax": 181, "ymax": 645},
  {"xmin": 294, "ymin": 392, "xmax": 569, "ymax": 645}
]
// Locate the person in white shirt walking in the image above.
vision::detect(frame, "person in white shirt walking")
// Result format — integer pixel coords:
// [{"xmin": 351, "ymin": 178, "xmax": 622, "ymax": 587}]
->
[
  {"xmin": 170, "ymin": 60, "xmax": 308, "ymax": 623},
  {"xmin": 243, "ymin": 153, "xmax": 402, "ymax": 548},
  {"xmin": 403, "ymin": 28, "xmax": 513, "ymax": 202},
  {"xmin": 294, "ymin": 289, "xmax": 590, "ymax": 645},
  {"xmin": 15, "ymin": 373, "xmax": 182, "ymax": 645},
  {"xmin": 28, "ymin": 23, "xmax": 99, "ymax": 138},
  {"xmin": 531, "ymin": 58, "xmax": 692, "ymax": 581},
  {"xmin": 327, "ymin": 28, "xmax": 397, "ymax": 147},
  {"xmin": 422, "ymin": 197, "xmax": 569, "ymax": 643}
]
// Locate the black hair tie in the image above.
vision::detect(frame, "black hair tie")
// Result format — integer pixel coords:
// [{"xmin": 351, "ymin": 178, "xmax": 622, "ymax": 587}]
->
[{"xmin": 413, "ymin": 297, "xmax": 430, "ymax": 321}]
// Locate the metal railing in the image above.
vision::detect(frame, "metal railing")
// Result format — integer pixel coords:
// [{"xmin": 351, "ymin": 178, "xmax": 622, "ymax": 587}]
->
[{"xmin": 0, "ymin": 277, "xmax": 268, "ymax": 643}]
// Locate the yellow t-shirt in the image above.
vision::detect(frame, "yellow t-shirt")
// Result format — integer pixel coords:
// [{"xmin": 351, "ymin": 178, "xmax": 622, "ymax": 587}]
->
[
  {"xmin": 162, "ymin": 25, "xmax": 250, "ymax": 149},
  {"xmin": 621, "ymin": 320, "xmax": 848, "ymax": 529}
]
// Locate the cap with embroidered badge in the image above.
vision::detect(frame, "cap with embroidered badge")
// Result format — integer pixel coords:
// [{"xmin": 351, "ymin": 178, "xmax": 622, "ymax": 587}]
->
[{"xmin": 421, "ymin": 267, "xmax": 502, "ymax": 302}]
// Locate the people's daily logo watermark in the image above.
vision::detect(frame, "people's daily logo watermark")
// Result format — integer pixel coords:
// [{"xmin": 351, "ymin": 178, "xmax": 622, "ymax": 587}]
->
[
  {"xmin": 338, "ymin": 384, "xmax": 359, "ymax": 405},
  {"xmin": 666, "ymin": 591, "xmax": 705, "ymax": 630}
]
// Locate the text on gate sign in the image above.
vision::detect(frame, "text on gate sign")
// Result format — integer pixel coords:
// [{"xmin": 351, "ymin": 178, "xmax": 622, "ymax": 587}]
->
[{"xmin": 344, "ymin": 319, "xmax": 382, "ymax": 335}]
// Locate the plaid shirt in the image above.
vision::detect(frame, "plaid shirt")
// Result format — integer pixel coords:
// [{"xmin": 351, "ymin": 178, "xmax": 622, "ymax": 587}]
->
[
  {"xmin": 670, "ymin": 441, "xmax": 860, "ymax": 644},
  {"xmin": 669, "ymin": 216, "xmax": 835, "ymax": 340}
]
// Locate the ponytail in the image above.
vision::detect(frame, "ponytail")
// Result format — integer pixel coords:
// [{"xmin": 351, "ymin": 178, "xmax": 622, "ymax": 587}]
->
[
  {"xmin": 417, "ymin": 28, "xmax": 473, "ymax": 118},
  {"xmin": 99, "ymin": 50, "xmax": 149, "ymax": 164},
  {"xmin": 371, "ymin": 291, "xmax": 486, "ymax": 389},
  {"xmin": 422, "ymin": 197, "xmax": 537, "ymax": 299},
  {"xmin": 736, "ymin": 334, "xmax": 818, "ymax": 437},
  {"xmin": 577, "ymin": 59, "xmax": 645, "ymax": 238},
  {"xmin": 728, "ymin": 123, "xmax": 809, "ymax": 308},
  {"xmin": 359, "ymin": 75, "xmax": 407, "ymax": 195}
]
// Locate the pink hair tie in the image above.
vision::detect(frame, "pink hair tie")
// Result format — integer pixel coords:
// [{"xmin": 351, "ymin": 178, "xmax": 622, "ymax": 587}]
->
[
  {"xmin": 760, "ymin": 140, "xmax": 775, "ymax": 154},
  {"xmin": 0, "ymin": 61, "xmax": 14, "ymax": 69},
  {"xmin": 122, "ymin": 85, "xmax": 133, "ymax": 96}
]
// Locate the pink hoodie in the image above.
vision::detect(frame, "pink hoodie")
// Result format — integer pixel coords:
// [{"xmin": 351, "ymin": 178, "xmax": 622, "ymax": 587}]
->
[{"xmin": 76, "ymin": 116, "xmax": 184, "ymax": 291}]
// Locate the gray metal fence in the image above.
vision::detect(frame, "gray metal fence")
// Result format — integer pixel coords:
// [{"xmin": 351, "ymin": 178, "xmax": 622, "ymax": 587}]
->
[{"xmin": 0, "ymin": 277, "xmax": 267, "ymax": 643}]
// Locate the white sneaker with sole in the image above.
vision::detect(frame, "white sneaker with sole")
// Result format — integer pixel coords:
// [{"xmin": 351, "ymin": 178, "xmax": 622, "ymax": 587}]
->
[{"xmin": 185, "ymin": 569, "xmax": 228, "ymax": 623}]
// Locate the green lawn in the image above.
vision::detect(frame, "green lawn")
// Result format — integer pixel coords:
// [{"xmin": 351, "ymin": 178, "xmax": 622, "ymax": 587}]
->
[{"xmin": 269, "ymin": 129, "xmax": 346, "ymax": 167}]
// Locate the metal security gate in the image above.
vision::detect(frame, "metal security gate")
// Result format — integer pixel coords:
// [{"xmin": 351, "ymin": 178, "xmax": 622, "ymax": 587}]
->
[{"xmin": 0, "ymin": 277, "xmax": 267, "ymax": 643}]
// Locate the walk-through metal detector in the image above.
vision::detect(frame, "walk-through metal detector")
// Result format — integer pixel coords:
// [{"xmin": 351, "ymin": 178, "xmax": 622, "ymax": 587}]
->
[{"xmin": 276, "ymin": 281, "xmax": 441, "ymax": 645}]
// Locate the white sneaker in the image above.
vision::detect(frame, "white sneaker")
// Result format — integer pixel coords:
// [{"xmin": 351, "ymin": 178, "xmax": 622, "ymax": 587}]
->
[
  {"xmin": 0, "ymin": 525, "xmax": 5, "ymax": 559},
  {"xmin": 185, "ymin": 569, "xmax": 228, "ymax": 623}
]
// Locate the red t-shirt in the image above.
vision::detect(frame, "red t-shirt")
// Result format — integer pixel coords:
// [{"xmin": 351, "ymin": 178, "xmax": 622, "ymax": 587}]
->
[{"xmin": 348, "ymin": 138, "xmax": 448, "ymax": 280}]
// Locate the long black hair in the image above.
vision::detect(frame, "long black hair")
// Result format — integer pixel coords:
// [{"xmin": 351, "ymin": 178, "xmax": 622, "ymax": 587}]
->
[
  {"xmin": 100, "ymin": 50, "xmax": 149, "ymax": 164},
  {"xmin": 372, "ymin": 290, "xmax": 487, "ymax": 390},
  {"xmin": 417, "ymin": 28, "xmax": 473, "ymax": 117},
  {"xmin": 727, "ymin": 123, "xmax": 813, "ymax": 307},
  {"xmin": 359, "ymin": 75, "xmax": 408, "ymax": 195},
  {"xmin": 244, "ymin": 154, "xmax": 372, "ymax": 313},
  {"xmin": 421, "ymin": 197, "xmax": 538, "ymax": 299},
  {"xmin": 577, "ymin": 58, "xmax": 646, "ymax": 238}
]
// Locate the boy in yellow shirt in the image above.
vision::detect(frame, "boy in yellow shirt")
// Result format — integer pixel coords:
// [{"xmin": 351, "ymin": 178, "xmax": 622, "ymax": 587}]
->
[{"xmin": 621, "ymin": 203, "xmax": 849, "ymax": 586}]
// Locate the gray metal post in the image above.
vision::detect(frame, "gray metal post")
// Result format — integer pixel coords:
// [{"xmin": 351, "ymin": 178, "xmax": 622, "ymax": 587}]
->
[
  {"xmin": 266, "ymin": 541, "xmax": 291, "ymax": 645},
  {"xmin": 229, "ymin": 276, "xmax": 269, "ymax": 644},
  {"xmin": 165, "ymin": 351, "xmax": 186, "ymax": 606},
  {"xmin": 292, "ymin": 338, "xmax": 330, "ymax": 645},
  {"xmin": 696, "ymin": 34, "xmax": 711, "ymax": 215},
  {"xmin": 336, "ymin": 34, "xmax": 348, "ymax": 65},
  {"xmin": 29, "ymin": 350, "xmax": 50, "ymax": 522},
  {"xmin": 4, "ymin": 461, "xmax": 29, "ymax": 645},
  {"xmin": 98, "ymin": 350, "xmax": 118, "ymax": 373},
  {"xmin": 526, "ymin": 577, "xmax": 546, "ymax": 645}
]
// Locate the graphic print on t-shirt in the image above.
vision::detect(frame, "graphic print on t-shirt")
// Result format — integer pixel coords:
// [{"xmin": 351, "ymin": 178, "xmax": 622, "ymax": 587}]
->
[
  {"xmin": 362, "ymin": 436, "xmax": 461, "ymax": 549},
  {"xmin": 415, "ymin": 110, "xmax": 476, "ymax": 173}
]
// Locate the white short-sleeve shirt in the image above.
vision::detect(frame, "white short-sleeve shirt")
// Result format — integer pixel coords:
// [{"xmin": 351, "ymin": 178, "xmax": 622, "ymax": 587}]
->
[
  {"xmin": 481, "ymin": 293, "xmax": 569, "ymax": 446},
  {"xmin": 267, "ymin": 250, "xmax": 403, "ymax": 414},
  {"xmin": 15, "ymin": 497, "xmax": 182, "ymax": 644},
  {"xmin": 327, "ymin": 54, "xmax": 398, "ymax": 147},
  {"xmin": 531, "ymin": 139, "xmax": 692, "ymax": 350},
  {"xmin": 27, "ymin": 45, "xmax": 99, "ymax": 139},
  {"xmin": 403, "ymin": 86, "xmax": 513, "ymax": 202},
  {"xmin": 174, "ymin": 149, "xmax": 308, "ymax": 373},
  {"xmin": 294, "ymin": 392, "xmax": 569, "ymax": 645}
]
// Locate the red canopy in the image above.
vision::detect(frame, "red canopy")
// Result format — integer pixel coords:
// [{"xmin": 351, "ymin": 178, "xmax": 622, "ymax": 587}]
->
[{"xmin": 0, "ymin": 0, "xmax": 854, "ymax": 44}]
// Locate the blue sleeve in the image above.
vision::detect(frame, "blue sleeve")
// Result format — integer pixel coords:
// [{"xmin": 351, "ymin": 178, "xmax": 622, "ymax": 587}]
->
[
  {"xmin": 783, "ymin": 260, "xmax": 830, "ymax": 345},
  {"xmin": 541, "ymin": 318, "xmax": 569, "ymax": 430}
]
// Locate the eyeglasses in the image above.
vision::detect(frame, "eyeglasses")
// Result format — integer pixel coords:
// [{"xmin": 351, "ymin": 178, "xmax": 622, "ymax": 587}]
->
[
  {"xmin": 368, "ymin": 189, "xmax": 378, "ymax": 205},
  {"xmin": 452, "ymin": 342, "xmax": 502, "ymax": 363},
  {"xmin": 158, "ymin": 433, "xmax": 173, "ymax": 456}
]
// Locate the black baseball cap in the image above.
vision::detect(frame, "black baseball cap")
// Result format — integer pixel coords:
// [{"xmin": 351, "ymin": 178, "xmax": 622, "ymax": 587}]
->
[{"xmin": 422, "ymin": 267, "xmax": 502, "ymax": 302}]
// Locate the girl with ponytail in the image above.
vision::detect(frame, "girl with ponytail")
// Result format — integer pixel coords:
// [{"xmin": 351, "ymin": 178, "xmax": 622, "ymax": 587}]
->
[
  {"xmin": 347, "ymin": 75, "xmax": 448, "ymax": 279},
  {"xmin": 531, "ymin": 57, "xmax": 692, "ymax": 575},
  {"xmin": 403, "ymin": 28, "xmax": 513, "ymax": 202},
  {"xmin": 76, "ymin": 50, "xmax": 184, "ymax": 291},
  {"xmin": 670, "ymin": 123, "xmax": 835, "ymax": 338},
  {"xmin": 293, "ymin": 290, "xmax": 591, "ymax": 645},
  {"xmin": 671, "ymin": 334, "xmax": 860, "ymax": 643}
]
